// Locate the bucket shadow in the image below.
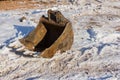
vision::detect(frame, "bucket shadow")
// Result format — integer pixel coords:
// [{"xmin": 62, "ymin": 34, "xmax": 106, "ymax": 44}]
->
[
  {"xmin": 14, "ymin": 25, "xmax": 35, "ymax": 37},
  {"xmin": 3, "ymin": 25, "xmax": 34, "ymax": 46},
  {"xmin": 8, "ymin": 46, "xmax": 33, "ymax": 57},
  {"xmin": 4, "ymin": 25, "xmax": 35, "ymax": 57}
]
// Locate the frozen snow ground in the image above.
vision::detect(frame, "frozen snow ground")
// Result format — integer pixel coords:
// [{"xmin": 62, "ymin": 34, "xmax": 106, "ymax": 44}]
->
[{"xmin": 0, "ymin": 0, "xmax": 120, "ymax": 80}]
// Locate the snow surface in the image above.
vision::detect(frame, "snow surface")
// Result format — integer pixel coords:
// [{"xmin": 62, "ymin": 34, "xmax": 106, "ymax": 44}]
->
[{"xmin": 0, "ymin": 0, "xmax": 120, "ymax": 80}]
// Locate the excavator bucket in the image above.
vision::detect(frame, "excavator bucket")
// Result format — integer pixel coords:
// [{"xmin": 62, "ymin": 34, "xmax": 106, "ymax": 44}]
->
[{"xmin": 19, "ymin": 9, "xmax": 74, "ymax": 58}]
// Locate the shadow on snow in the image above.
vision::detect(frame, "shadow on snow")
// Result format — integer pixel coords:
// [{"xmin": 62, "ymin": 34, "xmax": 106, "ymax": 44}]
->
[{"xmin": 3, "ymin": 25, "xmax": 34, "ymax": 47}]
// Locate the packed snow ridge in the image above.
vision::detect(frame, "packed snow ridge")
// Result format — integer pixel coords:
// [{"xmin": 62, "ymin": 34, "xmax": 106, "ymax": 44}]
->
[{"xmin": 0, "ymin": 0, "xmax": 120, "ymax": 80}]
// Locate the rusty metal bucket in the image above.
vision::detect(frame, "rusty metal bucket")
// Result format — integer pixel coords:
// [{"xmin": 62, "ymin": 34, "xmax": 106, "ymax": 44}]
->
[{"xmin": 19, "ymin": 10, "xmax": 74, "ymax": 58}]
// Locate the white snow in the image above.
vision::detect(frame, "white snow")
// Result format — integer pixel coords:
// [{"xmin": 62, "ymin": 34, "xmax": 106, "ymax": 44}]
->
[{"xmin": 0, "ymin": 0, "xmax": 120, "ymax": 80}]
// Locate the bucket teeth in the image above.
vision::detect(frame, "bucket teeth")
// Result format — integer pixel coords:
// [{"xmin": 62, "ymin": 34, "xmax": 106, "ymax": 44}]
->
[{"xmin": 19, "ymin": 9, "xmax": 74, "ymax": 58}]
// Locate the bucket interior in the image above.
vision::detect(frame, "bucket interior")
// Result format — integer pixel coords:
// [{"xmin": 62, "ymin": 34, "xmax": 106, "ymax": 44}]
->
[{"xmin": 34, "ymin": 21, "xmax": 65, "ymax": 52}]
